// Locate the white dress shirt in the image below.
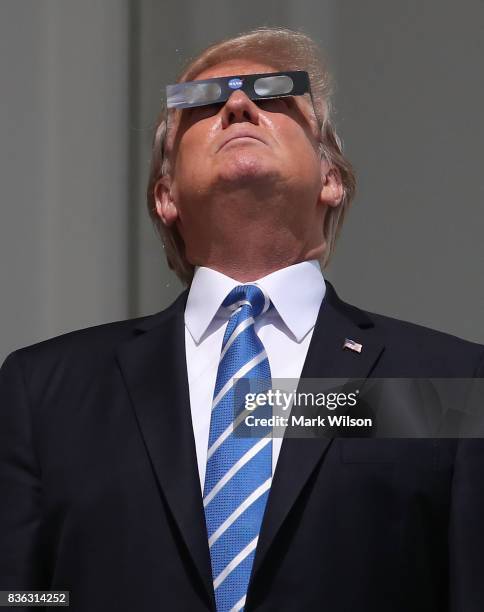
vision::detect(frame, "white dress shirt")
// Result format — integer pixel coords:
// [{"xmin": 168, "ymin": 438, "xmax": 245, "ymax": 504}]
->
[{"xmin": 184, "ymin": 260, "xmax": 325, "ymax": 491}]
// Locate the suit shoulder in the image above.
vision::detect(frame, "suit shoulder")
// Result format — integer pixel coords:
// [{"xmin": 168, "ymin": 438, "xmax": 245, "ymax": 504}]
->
[
  {"xmin": 325, "ymin": 283, "xmax": 483, "ymax": 375},
  {"xmin": 7, "ymin": 291, "xmax": 188, "ymax": 369},
  {"xmin": 367, "ymin": 308, "xmax": 482, "ymax": 349},
  {"xmin": 15, "ymin": 317, "xmax": 144, "ymax": 357},
  {"xmin": 328, "ymin": 282, "xmax": 482, "ymax": 354},
  {"xmin": 363, "ymin": 308, "xmax": 484, "ymax": 375}
]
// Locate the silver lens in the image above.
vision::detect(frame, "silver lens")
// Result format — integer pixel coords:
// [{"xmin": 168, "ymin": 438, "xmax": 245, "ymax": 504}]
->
[
  {"xmin": 166, "ymin": 82, "xmax": 222, "ymax": 108},
  {"xmin": 253, "ymin": 75, "xmax": 294, "ymax": 97}
]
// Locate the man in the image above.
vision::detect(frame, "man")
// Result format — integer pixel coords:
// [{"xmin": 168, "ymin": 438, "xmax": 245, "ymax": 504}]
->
[{"xmin": 1, "ymin": 27, "xmax": 483, "ymax": 612}]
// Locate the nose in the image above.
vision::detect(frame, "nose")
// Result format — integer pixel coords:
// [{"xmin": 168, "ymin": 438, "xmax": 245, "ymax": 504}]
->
[{"xmin": 221, "ymin": 90, "xmax": 260, "ymax": 128}]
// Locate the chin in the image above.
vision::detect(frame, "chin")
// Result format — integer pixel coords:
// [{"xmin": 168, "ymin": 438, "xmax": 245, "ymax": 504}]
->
[{"xmin": 216, "ymin": 153, "xmax": 279, "ymax": 185}]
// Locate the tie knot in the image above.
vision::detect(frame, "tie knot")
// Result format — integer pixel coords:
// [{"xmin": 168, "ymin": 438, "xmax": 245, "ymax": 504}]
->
[{"xmin": 222, "ymin": 284, "xmax": 271, "ymax": 318}]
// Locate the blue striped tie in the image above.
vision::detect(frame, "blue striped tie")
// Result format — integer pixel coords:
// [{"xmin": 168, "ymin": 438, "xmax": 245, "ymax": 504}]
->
[{"xmin": 203, "ymin": 284, "xmax": 273, "ymax": 612}]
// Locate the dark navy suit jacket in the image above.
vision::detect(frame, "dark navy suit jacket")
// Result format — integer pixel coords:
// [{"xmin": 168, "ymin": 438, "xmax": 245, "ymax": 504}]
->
[{"xmin": 1, "ymin": 282, "xmax": 484, "ymax": 611}]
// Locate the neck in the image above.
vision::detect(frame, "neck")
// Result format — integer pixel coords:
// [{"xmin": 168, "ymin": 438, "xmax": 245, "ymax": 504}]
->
[
  {"xmin": 178, "ymin": 186, "xmax": 326, "ymax": 282},
  {"xmin": 190, "ymin": 227, "xmax": 324, "ymax": 282}
]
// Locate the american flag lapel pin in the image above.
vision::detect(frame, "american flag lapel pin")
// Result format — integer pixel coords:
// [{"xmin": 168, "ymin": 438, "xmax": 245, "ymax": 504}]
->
[{"xmin": 343, "ymin": 338, "xmax": 363, "ymax": 353}]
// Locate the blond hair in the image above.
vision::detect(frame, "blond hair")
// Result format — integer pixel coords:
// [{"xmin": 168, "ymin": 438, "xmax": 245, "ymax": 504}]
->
[{"xmin": 147, "ymin": 27, "xmax": 356, "ymax": 286}]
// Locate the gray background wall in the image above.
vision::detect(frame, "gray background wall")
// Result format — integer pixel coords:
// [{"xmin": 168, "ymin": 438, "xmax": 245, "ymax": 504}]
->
[{"xmin": 1, "ymin": 0, "xmax": 483, "ymax": 363}]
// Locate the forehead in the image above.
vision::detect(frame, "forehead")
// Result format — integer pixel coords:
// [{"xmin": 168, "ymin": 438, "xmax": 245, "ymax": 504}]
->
[{"xmin": 191, "ymin": 59, "xmax": 279, "ymax": 82}]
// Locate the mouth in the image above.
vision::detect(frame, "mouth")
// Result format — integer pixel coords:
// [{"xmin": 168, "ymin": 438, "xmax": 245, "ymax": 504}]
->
[{"xmin": 217, "ymin": 131, "xmax": 267, "ymax": 152}]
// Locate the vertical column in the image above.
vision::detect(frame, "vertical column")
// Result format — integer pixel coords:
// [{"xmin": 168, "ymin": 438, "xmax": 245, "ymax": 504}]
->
[
  {"xmin": 0, "ymin": 0, "xmax": 132, "ymax": 362},
  {"xmin": 41, "ymin": 0, "xmax": 131, "ymax": 338}
]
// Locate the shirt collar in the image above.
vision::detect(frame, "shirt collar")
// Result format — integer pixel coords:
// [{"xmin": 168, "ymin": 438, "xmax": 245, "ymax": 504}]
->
[{"xmin": 185, "ymin": 260, "xmax": 325, "ymax": 344}]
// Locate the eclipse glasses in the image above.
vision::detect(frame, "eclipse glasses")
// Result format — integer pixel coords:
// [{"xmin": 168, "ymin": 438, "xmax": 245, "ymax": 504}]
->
[{"xmin": 166, "ymin": 70, "xmax": 311, "ymax": 110}]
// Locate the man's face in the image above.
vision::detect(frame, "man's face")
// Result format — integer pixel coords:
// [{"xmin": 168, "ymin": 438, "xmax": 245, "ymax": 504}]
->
[
  {"xmin": 167, "ymin": 59, "xmax": 322, "ymax": 195},
  {"xmin": 156, "ymin": 58, "xmax": 342, "ymax": 268}
]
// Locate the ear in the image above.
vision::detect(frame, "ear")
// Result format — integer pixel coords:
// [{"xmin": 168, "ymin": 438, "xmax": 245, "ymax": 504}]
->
[
  {"xmin": 319, "ymin": 164, "xmax": 344, "ymax": 208},
  {"xmin": 154, "ymin": 176, "xmax": 178, "ymax": 227}
]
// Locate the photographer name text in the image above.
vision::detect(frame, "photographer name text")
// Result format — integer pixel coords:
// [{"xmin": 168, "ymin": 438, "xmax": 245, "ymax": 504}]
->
[{"xmin": 244, "ymin": 414, "xmax": 373, "ymax": 428}]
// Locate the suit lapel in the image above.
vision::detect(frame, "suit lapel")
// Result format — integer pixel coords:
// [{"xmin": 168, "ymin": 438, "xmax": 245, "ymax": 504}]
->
[
  {"xmin": 250, "ymin": 282, "xmax": 385, "ymax": 584},
  {"xmin": 116, "ymin": 291, "xmax": 215, "ymax": 609}
]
